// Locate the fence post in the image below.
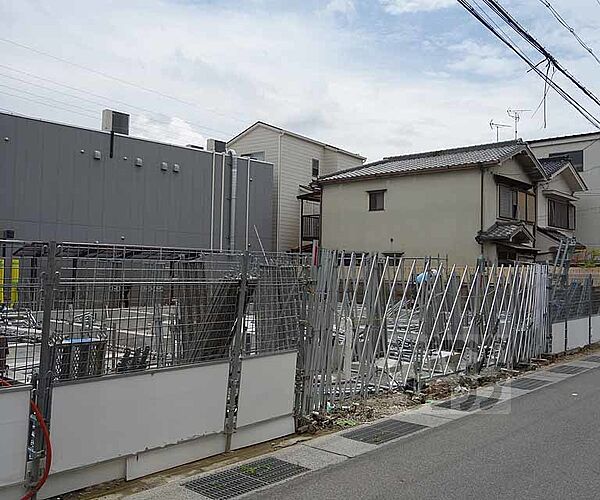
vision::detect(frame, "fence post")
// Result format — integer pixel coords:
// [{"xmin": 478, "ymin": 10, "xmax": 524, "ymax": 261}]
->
[
  {"xmin": 564, "ymin": 316, "xmax": 568, "ymax": 354},
  {"xmin": 588, "ymin": 274, "xmax": 593, "ymax": 346},
  {"xmin": 224, "ymin": 252, "xmax": 249, "ymax": 453},
  {"xmin": 28, "ymin": 241, "xmax": 58, "ymax": 494}
]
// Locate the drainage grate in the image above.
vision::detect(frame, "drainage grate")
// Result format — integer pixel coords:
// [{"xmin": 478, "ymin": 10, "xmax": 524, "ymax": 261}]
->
[
  {"xmin": 548, "ymin": 364, "xmax": 588, "ymax": 374},
  {"xmin": 183, "ymin": 457, "xmax": 308, "ymax": 499},
  {"xmin": 507, "ymin": 377, "xmax": 551, "ymax": 390},
  {"xmin": 583, "ymin": 355, "xmax": 600, "ymax": 363},
  {"xmin": 342, "ymin": 419, "xmax": 427, "ymax": 445},
  {"xmin": 436, "ymin": 395, "xmax": 498, "ymax": 412}
]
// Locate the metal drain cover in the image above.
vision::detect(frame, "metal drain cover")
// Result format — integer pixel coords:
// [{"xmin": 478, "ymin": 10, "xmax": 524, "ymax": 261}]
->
[
  {"xmin": 436, "ymin": 395, "xmax": 498, "ymax": 412},
  {"xmin": 583, "ymin": 355, "xmax": 600, "ymax": 363},
  {"xmin": 507, "ymin": 378, "xmax": 551, "ymax": 390},
  {"xmin": 183, "ymin": 457, "xmax": 308, "ymax": 499},
  {"xmin": 343, "ymin": 419, "xmax": 427, "ymax": 445},
  {"xmin": 548, "ymin": 365, "xmax": 588, "ymax": 374}
]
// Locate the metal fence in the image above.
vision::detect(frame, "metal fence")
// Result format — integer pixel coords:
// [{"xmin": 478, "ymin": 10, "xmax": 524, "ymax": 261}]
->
[
  {"xmin": 297, "ymin": 251, "xmax": 550, "ymax": 413},
  {"xmin": 550, "ymin": 274, "xmax": 600, "ymax": 323},
  {"xmin": 1, "ymin": 240, "xmax": 555, "ymax": 422},
  {"xmin": 0, "ymin": 240, "xmax": 308, "ymax": 385}
]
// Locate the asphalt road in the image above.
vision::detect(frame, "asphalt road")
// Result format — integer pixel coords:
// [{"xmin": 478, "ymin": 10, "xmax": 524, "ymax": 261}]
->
[{"xmin": 252, "ymin": 367, "xmax": 600, "ymax": 500}]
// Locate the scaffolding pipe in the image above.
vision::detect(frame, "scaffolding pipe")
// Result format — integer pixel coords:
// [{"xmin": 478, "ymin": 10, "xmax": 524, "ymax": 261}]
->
[{"xmin": 228, "ymin": 149, "xmax": 238, "ymax": 251}]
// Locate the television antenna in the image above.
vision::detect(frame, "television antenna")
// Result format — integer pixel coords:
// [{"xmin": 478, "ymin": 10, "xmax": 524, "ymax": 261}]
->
[
  {"xmin": 507, "ymin": 108, "xmax": 530, "ymax": 139},
  {"xmin": 489, "ymin": 120, "xmax": 512, "ymax": 142}
]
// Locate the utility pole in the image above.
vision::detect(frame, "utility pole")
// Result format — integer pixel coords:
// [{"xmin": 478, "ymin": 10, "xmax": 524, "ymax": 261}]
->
[
  {"xmin": 489, "ymin": 119, "xmax": 512, "ymax": 142},
  {"xmin": 506, "ymin": 108, "xmax": 530, "ymax": 139}
]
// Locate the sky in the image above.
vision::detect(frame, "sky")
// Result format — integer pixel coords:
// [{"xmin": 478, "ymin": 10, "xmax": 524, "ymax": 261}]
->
[{"xmin": 1, "ymin": 0, "xmax": 600, "ymax": 161}]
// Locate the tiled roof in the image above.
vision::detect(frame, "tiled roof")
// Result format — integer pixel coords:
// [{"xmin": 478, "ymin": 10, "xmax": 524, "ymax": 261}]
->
[
  {"xmin": 539, "ymin": 157, "xmax": 570, "ymax": 178},
  {"xmin": 320, "ymin": 140, "xmax": 528, "ymax": 183},
  {"xmin": 477, "ymin": 222, "xmax": 533, "ymax": 242}
]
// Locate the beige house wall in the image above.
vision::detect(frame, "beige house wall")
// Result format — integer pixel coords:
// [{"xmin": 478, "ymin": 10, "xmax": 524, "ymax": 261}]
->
[
  {"xmin": 278, "ymin": 134, "xmax": 324, "ymax": 251},
  {"xmin": 321, "ymin": 169, "xmax": 483, "ymax": 265},
  {"xmin": 229, "ymin": 124, "xmax": 364, "ymax": 251},
  {"xmin": 530, "ymin": 135, "xmax": 600, "ymax": 247},
  {"xmin": 227, "ymin": 126, "xmax": 281, "ymax": 251}
]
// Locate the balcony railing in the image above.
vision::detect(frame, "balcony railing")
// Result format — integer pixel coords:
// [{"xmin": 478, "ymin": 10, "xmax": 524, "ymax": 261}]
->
[{"xmin": 301, "ymin": 214, "xmax": 320, "ymax": 241}]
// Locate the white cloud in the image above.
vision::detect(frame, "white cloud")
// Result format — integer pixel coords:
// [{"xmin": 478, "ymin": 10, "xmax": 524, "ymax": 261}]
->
[
  {"xmin": 325, "ymin": 0, "xmax": 356, "ymax": 16},
  {"xmin": 132, "ymin": 115, "xmax": 206, "ymax": 148},
  {"xmin": 0, "ymin": 0, "xmax": 598, "ymax": 162},
  {"xmin": 446, "ymin": 40, "xmax": 522, "ymax": 77},
  {"xmin": 380, "ymin": 0, "xmax": 455, "ymax": 14}
]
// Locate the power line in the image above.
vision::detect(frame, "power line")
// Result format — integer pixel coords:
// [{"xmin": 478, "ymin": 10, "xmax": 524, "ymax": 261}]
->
[
  {"xmin": 456, "ymin": 0, "xmax": 600, "ymax": 129},
  {"xmin": 0, "ymin": 89, "xmax": 98, "ymax": 120},
  {"xmin": 0, "ymin": 82, "xmax": 101, "ymax": 116},
  {"xmin": 0, "ymin": 68, "xmax": 233, "ymax": 138},
  {"xmin": 537, "ymin": 0, "xmax": 600, "ymax": 66},
  {"xmin": 481, "ymin": 0, "xmax": 600, "ymax": 110},
  {"xmin": 0, "ymin": 37, "xmax": 249, "ymax": 126}
]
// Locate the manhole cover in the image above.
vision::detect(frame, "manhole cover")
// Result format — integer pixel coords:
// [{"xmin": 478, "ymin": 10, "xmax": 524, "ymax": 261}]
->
[
  {"xmin": 183, "ymin": 457, "xmax": 308, "ymax": 499},
  {"xmin": 436, "ymin": 395, "xmax": 498, "ymax": 412},
  {"xmin": 343, "ymin": 419, "xmax": 427, "ymax": 445},
  {"xmin": 583, "ymin": 355, "xmax": 600, "ymax": 363},
  {"xmin": 507, "ymin": 378, "xmax": 551, "ymax": 390},
  {"xmin": 548, "ymin": 365, "xmax": 588, "ymax": 374}
]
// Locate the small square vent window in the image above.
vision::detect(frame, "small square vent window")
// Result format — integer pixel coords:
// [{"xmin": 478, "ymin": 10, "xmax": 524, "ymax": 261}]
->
[
  {"xmin": 93, "ymin": 150, "xmax": 102, "ymax": 160},
  {"xmin": 161, "ymin": 162, "xmax": 168, "ymax": 171},
  {"xmin": 135, "ymin": 157, "xmax": 143, "ymax": 167},
  {"xmin": 173, "ymin": 163, "xmax": 180, "ymax": 173}
]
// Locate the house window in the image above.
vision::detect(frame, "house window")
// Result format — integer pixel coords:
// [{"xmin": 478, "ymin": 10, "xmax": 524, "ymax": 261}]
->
[
  {"xmin": 498, "ymin": 184, "xmax": 535, "ymax": 222},
  {"xmin": 242, "ymin": 151, "xmax": 265, "ymax": 161},
  {"xmin": 549, "ymin": 150, "xmax": 584, "ymax": 172},
  {"xmin": 368, "ymin": 190, "xmax": 385, "ymax": 211},
  {"xmin": 312, "ymin": 159, "xmax": 320, "ymax": 178},
  {"xmin": 548, "ymin": 199, "xmax": 576, "ymax": 229}
]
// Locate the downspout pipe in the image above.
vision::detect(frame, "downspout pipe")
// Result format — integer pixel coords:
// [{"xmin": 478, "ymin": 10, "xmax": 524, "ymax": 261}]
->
[
  {"xmin": 479, "ymin": 164, "xmax": 485, "ymax": 256},
  {"xmin": 228, "ymin": 149, "xmax": 238, "ymax": 251}
]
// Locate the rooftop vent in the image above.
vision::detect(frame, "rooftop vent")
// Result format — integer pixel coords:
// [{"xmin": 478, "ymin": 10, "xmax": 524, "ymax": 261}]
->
[
  {"xmin": 102, "ymin": 109, "xmax": 130, "ymax": 135},
  {"xmin": 206, "ymin": 138, "xmax": 226, "ymax": 153}
]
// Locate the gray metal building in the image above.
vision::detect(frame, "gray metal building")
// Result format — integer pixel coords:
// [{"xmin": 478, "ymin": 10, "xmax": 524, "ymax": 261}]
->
[{"xmin": 0, "ymin": 112, "xmax": 273, "ymax": 251}]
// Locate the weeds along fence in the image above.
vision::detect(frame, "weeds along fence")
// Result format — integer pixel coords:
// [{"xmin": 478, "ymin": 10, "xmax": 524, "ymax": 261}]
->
[
  {"xmin": 298, "ymin": 250, "xmax": 550, "ymax": 413},
  {"xmin": 0, "ymin": 240, "xmax": 308, "ymax": 385}
]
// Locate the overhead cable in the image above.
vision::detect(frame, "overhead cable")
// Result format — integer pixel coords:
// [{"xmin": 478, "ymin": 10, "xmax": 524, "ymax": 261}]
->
[
  {"xmin": 456, "ymin": 0, "xmax": 600, "ymax": 129},
  {"xmin": 538, "ymin": 0, "xmax": 600, "ymax": 66}
]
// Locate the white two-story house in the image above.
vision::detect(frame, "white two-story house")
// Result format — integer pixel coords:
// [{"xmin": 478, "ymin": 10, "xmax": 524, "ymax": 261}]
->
[
  {"xmin": 529, "ymin": 132, "xmax": 600, "ymax": 249},
  {"xmin": 228, "ymin": 121, "xmax": 365, "ymax": 251},
  {"xmin": 535, "ymin": 156, "xmax": 588, "ymax": 260}
]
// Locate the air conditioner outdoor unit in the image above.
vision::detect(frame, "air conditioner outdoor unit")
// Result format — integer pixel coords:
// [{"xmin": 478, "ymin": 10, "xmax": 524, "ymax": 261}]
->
[
  {"xmin": 206, "ymin": 138, "xmax": 227, "ymax": 153},
  {"xmin": 102, "ymin": 109, "xmax": 130, "ymax": 135}
]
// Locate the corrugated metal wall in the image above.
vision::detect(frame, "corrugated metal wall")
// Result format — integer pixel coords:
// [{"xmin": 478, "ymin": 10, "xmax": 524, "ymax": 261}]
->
[{"xmin": 0, "ymin": 112, "xmax": 273, "ymax": 251}]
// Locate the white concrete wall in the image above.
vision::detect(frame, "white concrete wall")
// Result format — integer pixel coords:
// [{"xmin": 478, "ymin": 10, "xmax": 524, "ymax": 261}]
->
[
  {"xmin": 50, "ymin": 361, "xmax": 229, "ymax": 474},
  {"xmin": 531, "ymin": 135, "xmax": 600, "ymax": 247},
  {"xmin": 0, "ymin": 385, "xmax": 30, "ymax": 497},
  {"xmin": 232, "ymin": 351, "xmax": 297, "ymax": 450},
  {"xmin": 551, "ymin": 315, "xmax": 600, "ymax": 353}
]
